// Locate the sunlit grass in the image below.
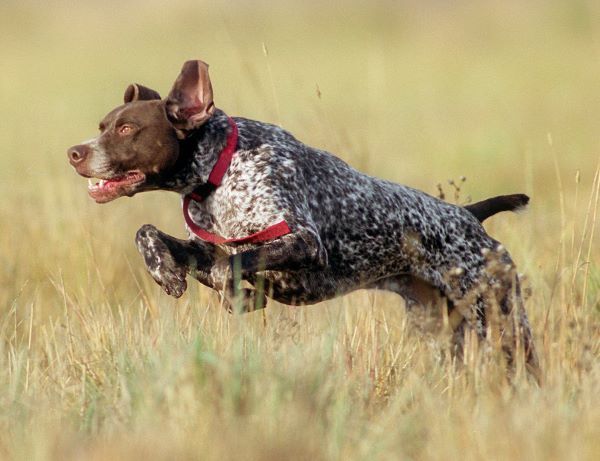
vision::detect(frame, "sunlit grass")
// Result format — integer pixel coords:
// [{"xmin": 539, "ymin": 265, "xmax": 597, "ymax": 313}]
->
[{"xmin": 0, "ymin": 0, "xmax": 599, "ymax": 459}]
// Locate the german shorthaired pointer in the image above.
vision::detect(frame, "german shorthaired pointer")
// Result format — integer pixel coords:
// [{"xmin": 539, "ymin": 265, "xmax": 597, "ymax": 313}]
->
[{"xmin": 68, "ymin": 60, "xmax": 539, "ymax": 378}]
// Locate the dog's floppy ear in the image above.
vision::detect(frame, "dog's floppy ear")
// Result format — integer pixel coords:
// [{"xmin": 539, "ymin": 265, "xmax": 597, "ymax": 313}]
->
[
  {"xmin": 124, "ymin": 84, "xmax": 161, "ymax": 103},
  {"xmin": 166, "ymin": 60, "xmax": 215, "ymax": 130}
]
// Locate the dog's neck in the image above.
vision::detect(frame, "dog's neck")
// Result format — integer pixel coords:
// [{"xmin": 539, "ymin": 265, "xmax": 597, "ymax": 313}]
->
[{"xmin": 161, "ymin": 108, "xmax": 233, "ymax": 194}]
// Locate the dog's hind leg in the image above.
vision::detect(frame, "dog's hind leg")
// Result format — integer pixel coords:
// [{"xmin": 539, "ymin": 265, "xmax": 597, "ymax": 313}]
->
[
  {"xmin": 372, "ymin": 275, "xmax": 464, "ymax": 335},
  {"xmin": 373, "ymin": 275, "xmax": 444, "ymax": 309},
  {"xmin": 418, "ymin": 252, "xmax": 541, "ymax": 383}
]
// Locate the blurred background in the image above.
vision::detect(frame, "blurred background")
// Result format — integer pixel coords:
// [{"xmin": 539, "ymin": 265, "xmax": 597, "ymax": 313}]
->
[
  {"xmin": 0, "ymin": 1, "xmax": 598, "ymax": 460},
  {"xmin": 1, "ymin": 0, "xmax": 599, "ymax": 281},
  {"xmin": 1, "ymin": 0, "xmax": 599, "ymax": 301}
]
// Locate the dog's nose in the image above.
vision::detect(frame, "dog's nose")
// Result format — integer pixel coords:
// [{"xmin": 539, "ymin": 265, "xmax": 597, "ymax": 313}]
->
[{"xmin": 67, "ymin": 144, "xmax": 90, "ymax": 165}]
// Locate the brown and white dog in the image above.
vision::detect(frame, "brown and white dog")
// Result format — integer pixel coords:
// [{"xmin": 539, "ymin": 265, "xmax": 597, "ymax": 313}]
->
[{"xmin": 68, "ymin": 60, "xmax": 539, "ymax": 379}]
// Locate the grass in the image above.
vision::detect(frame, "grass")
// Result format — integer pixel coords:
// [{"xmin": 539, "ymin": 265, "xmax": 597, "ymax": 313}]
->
[{"xmin": 0, "ymin": 0, "xmax": 599, "ymax": 459}]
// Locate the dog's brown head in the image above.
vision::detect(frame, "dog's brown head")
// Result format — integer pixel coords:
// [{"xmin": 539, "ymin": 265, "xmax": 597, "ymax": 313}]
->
[{"xmin": 67, "ymin": 60, "xmax": 215, "ymax": 203}]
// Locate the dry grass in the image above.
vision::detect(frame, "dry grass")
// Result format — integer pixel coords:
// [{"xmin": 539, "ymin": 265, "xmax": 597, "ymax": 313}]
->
[{"xmin": 0, "ymin": 0, "xmax": 599, "ymax": 459}]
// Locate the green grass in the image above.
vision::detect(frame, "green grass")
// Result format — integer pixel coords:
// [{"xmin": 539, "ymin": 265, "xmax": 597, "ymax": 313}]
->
[{"xmin": 0, "ymin": 0, "xmax": 599, "ymax": 459}]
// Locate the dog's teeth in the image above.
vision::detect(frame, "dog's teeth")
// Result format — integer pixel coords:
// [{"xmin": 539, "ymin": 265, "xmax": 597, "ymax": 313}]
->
[
  {"xmin": 88, "ymin": 179, "xmax": 93, "ymax": 188},
  {"xmin": 99, "ymin": 179, "xmax": 106, "ymax": 187}
]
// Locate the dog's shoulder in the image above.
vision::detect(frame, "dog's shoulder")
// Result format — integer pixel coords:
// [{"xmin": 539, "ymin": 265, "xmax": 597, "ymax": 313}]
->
[{"xmin": 235, "ymin": 117, "xmax": 301, "ymax": 151}]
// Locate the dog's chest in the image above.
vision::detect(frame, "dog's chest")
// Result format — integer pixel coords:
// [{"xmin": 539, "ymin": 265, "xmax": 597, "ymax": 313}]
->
[{"xmin": 184, "ymin": 147, "xmax": 286, "ymax": 243}]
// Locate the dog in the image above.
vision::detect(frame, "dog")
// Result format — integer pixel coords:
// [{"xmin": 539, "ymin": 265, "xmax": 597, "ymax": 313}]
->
[{"xmin": 67, "ymin": 60, "xmax": 539, "ymax": 378}]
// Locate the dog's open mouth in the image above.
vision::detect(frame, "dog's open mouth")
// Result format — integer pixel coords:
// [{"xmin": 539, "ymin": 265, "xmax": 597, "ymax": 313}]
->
[{"xmin": 87, "ymin": 171, "xmax": 146, "ymax": 203}]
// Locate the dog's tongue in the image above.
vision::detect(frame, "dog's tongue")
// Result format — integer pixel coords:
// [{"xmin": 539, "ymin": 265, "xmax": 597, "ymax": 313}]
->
[
  {"xmin": 104, "ymin": 176, "xmax": 125, "ymax": 187},
  {"xmin": 89, "ymin": 172, "xmax": 143, "ymax": 190}
]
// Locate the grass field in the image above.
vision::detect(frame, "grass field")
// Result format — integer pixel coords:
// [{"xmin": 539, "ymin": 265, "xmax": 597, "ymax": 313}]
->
[{"xmin": 1, "ymin": 0, "xmax": 599, "ymax": 459}]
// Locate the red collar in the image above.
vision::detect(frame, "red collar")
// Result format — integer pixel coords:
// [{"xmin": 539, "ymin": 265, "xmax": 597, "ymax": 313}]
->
[
  {"xmin": 183, "ymin": 116, "xmax": 291, "ymax": 245},
  {"xmin": 186, "ymin": 117, "xmax": 239, "ymax": 202}
]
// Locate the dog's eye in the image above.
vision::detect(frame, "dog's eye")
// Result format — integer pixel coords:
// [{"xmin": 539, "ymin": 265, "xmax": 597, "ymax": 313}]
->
[{"xmin": 118, "ymin": 124, "xmax": 134, "ymax": 136}]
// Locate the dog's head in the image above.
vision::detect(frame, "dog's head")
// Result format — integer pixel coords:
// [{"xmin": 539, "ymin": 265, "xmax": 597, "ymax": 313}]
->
[{"xmin": 67, "ymin": 60, "xmax": 215, "ymax": 203}]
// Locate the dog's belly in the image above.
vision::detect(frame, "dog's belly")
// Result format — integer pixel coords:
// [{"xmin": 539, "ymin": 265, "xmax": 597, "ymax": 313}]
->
[
  {"xmin": 248, "ymin": 269, "xmax": 354, "ymax": 305},
  {"xmin": 247, "ymin": 262, "xmax": 402, "ymax": 305}
]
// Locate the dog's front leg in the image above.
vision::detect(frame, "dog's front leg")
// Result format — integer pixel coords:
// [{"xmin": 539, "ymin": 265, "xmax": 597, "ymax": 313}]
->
[
  {"xmin": 210, "ymin": 228, "xmax": 328, "ymax": 306},
  {"xmin": 135, "ymin": 224, "xmax": 219, "ymax": 297}
]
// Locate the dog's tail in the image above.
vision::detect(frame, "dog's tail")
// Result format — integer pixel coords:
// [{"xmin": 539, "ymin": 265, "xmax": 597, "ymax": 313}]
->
[{"xmin": 465, "ymin": 194, "xmax": 530, "ymax": 223}]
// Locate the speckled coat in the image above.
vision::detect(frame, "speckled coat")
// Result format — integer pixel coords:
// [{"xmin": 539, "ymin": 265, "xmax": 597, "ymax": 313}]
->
[
  {"xmin": 68, "ymin": 60, "xmax": 539, "ymax": 379},
  {"xmin": 163, "ymin": 110, "xmax": 500, "ymax": 303}
]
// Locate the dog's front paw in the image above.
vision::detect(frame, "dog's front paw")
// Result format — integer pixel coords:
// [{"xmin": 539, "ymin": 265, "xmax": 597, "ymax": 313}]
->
[
  {"xmin": 136, "ymin": 226, "xmax": 188, "ymax": 298},
  {"xmin": 153, "ymin": 252, "xmax": 188, "ymax": 298}
]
